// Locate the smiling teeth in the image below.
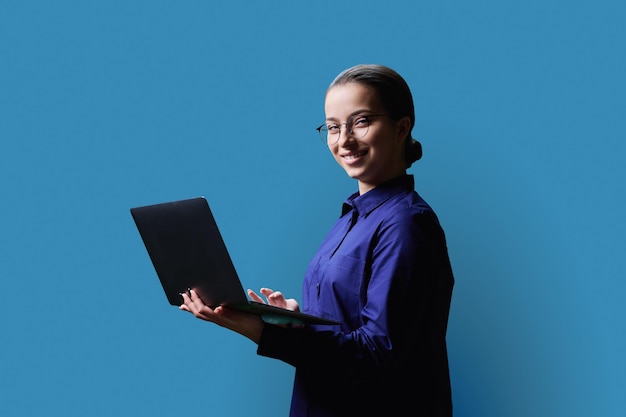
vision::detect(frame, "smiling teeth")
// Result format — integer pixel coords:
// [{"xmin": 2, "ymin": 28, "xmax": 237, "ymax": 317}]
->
[{"xmin": 344, "ymin": 151, "xmax": 366, "ymax": 160}]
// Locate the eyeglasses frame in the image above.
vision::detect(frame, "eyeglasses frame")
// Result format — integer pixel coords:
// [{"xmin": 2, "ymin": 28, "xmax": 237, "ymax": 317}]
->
[{"xmin": 316, "ymin": 114, "xmax": 390, "ymax": 144}]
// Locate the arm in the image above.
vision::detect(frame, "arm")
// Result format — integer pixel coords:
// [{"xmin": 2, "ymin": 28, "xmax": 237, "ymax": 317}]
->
[{"xmin": 257, "ymin": 210, "xmax": 453, "ymax": 375}]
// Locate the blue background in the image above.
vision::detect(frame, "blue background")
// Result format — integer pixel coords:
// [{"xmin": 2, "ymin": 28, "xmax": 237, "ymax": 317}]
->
[{"xmin": 1, "ymin": 1, "xmax": 624, "ymax": 416}]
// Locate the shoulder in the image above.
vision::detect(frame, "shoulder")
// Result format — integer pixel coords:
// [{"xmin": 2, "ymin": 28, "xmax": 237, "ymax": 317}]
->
[
  {"xmin": 381, "ymin": 191, "xmax": 437, "ymax": 224},
  {"xmin": 368, "ymin": 193, "xmax": 436, "ymax": 241}
]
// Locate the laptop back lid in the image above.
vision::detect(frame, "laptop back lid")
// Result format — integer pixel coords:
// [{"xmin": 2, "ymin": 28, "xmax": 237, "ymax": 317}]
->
[{"xmin": 130, "ymin": 197, "xmax": 248, "ymax": 307}]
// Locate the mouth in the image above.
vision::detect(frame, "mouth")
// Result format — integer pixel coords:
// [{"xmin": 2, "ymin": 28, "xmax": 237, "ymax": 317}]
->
[{"xmin": 341, "ymin": 149, "xmax": 368, "ymax": 162}]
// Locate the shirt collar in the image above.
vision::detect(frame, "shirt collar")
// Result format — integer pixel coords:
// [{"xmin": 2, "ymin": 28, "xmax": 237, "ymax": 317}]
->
[{"xmin": 341, "ymin": 175, "xmax": 415, "ymax": 217}]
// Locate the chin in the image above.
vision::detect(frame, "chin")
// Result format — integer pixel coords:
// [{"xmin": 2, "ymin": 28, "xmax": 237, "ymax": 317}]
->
[{"xmin": 342, "ymin": 166, "xmax": 364, "ymax": 179}]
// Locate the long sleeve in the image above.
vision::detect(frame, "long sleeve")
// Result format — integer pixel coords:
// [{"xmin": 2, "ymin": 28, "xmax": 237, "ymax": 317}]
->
[{"xmin": 257, "ymin": 175, "xmax": 454, "ymax": 417}]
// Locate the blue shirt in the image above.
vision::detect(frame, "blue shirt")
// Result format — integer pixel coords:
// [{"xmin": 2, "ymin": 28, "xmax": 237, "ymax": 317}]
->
[{"xmin": 257, "ymin": 175, "xmax": 454, "ymax": 417}]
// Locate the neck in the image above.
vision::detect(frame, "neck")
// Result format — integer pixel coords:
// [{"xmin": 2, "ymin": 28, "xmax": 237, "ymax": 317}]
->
[{"xmin": 357, "ymin": 171, "xmax": 407, "ymax": 195}]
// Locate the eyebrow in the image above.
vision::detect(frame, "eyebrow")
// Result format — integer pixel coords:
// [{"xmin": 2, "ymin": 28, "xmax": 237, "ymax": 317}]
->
[{"xmin": 325, "ymin": 109, "xmax": 378, "ymax": 122}]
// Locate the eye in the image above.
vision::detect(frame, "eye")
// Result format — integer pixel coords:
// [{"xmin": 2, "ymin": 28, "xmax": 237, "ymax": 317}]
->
[
  {"xmin": 327, "ymin": 123, "xmax": 340, "ymax": 133},
  {"xmin": 353, "ymin": 116, "xmax": 369, "ymax": 127}
]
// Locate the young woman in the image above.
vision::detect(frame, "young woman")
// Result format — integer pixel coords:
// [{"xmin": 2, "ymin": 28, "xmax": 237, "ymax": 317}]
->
[{"xmin": 181, "ymin": 64, "xmax": 455, "ymax": 417}]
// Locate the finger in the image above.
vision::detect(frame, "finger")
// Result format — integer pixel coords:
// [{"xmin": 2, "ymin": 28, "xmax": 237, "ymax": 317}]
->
[
  {"xmin": 267, "ymin": 292, "xmax": 288, "ymax": 308},
  {"xmin": 182, "ymin": 297, "xmax": 201, "ymax": 316},
  {"xmin": 180, "ymin": 291, "xmax": 192, "ymax": 308},
  {"xmin": 189, "ymin": 289, "xmax": 207, "ymax": 307},
  {"xmin": 285, "ymin": 299, "xmax": 301, "ymax": 312},
  {"xmin": 260, "ymin": 288, "xmax": 274, "ymax": 297},
  {"xmin": 268, "ymin": 291, "xmax": 284, "ymax": 300},
  {"xmin": 247, "ymin": 289, "xmax": 265, "ymax": 304},
  {"xmin": 261, "ymin": 288, "xmax": 285, "ymax": 303},
  {"xmin": 191, "ymin": 302, "xmax": 219, "ymax": 321}
]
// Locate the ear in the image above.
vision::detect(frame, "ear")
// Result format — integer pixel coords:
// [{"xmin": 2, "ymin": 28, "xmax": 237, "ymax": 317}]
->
[{"xmin": 395, "ymin": 116, "xmax": 412, "ymax": 143}]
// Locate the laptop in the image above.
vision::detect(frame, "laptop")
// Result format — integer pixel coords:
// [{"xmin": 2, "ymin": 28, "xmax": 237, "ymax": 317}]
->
[{"xmin": 130, "ymin": 197, "xmax": 339, "ymax": 325}]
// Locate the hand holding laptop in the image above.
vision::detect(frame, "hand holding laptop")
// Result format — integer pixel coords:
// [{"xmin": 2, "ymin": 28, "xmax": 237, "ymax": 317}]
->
[
  {"xmin": 180, "ymin": 289, "xmax": 266, "ymax": 343},
  {"xmin": 179, "ymin": 287, "xmax": 303, "ymax": 342}
]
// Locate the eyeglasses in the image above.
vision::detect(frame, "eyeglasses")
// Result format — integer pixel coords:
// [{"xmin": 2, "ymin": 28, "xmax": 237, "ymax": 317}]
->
[{"xmin": 316, "ymin": 114, "xmax": 389, "ymax": 144}]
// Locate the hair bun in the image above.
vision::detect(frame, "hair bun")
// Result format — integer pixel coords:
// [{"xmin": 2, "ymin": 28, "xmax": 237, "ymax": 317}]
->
[
  {"xmin": 412, "ymin": 139, "xmax": 422, "ymax": 161},
  {"xmin": 405, "ymin": 138, "xmax": 422, "ymax": 168}
]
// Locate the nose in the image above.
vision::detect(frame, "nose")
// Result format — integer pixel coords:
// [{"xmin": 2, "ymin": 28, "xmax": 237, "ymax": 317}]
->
[{"xmin": 336, "ymin": 124, "xmax": 354, "ymax": 145}]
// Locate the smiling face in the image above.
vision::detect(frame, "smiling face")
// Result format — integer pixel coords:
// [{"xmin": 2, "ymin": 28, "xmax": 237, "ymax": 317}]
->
[{"xmin": 324, "ymin": 82, "xmax": 410, "ymax": 194}]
